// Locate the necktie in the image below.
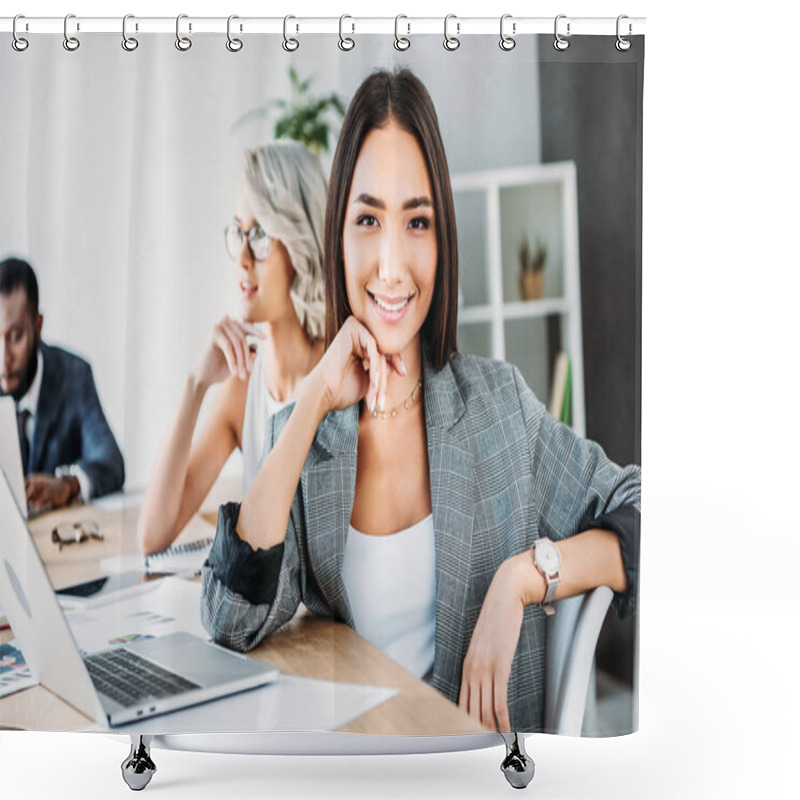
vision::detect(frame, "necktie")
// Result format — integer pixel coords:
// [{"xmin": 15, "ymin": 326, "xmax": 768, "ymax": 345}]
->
[{"xmin": 16, "ymin": 408, "xmax": 31, "ymax": 475}]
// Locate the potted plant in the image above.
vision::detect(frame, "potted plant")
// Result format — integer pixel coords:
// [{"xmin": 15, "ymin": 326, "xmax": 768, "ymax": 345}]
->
[
  {"xmin": 232, "ymin": 67, "xmax": 346, "ymax": 154},
  {"xmin": 519, "ymin": 237, "xmax": 547, "ymax": 301}
]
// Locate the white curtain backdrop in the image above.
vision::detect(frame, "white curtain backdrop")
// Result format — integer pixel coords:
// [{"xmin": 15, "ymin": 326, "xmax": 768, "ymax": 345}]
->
[{"xmin": 1, "ymin": 33, "xmax": 541, "ymax": 490}]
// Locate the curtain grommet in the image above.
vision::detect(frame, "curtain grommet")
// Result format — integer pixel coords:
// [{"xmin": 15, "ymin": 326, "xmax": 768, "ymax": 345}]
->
[
  {"xmin": 553, "ymin": 14, "xmax": 570, "ymax": 51},
  {"xmin": 394, "ymin": 15, "xmax": 410, "ymax": 51},
  {"xmin": 63, "ymin": 13, "xmax": 80, "ymax": 51},
  {"xmin": 226, "ymin": 15, "xmax": 243, "ymax": 52},
  {"xmin": 12, "ymin": 15, "xmax": 29, "ymax": 51},
  {"xmin": 175, "ymin": 14, "xmax": 192, "ymax": 51},
  {"xmin": 283, "ymin": 15, "xmax": 299, "ymax": 52},
  {"xmin": 500, "ymin": 14, "xmax": 516, "ymax": 51},
  {"xmin": 443, "ymin": 14, "xmax": 460, "ymax": 51},
  {"xmin": 615, "ymin": 15, "xmax": 632, "ymax": 51},
  {"xmin": 121, "ymin": 14, "xmax": 139, "ymax": 52},
  {"xmin": 338, "ymin": 14, "xmax": 355, "ymax": 51}
]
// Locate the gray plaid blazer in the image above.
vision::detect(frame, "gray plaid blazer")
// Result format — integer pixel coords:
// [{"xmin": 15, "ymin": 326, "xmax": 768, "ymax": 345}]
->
[{"xmin": 202, "ymin": 350, "xmax": 641, "ymax": 732}]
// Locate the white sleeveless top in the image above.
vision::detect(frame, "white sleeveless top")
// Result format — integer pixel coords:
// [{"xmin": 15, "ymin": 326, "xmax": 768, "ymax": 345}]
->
[
  {"xmin": 341, "ymin": 514, "xmax": 436, "ymax": 680},
  {"xmin": 241, "ymin": 348, "xmax": 291, "ymax": 492}
]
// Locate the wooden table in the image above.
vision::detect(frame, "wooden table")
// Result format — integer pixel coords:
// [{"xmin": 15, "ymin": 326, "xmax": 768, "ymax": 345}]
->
[{"xmin": 0, "ymin": 492, "xmax": 488, "ymax": 736}]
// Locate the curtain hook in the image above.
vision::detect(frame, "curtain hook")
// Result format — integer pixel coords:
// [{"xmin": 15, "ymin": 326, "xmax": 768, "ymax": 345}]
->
[
  {"xmin": 500, "ymin": 14, "xmax": 516, "ymax": 51},
  {"xmin": 175, "ymin": 14, "xmax": 192, "ymax": 51},
  {"xmin": 226, "ymin": 15, "xmax": 243, "ymax": 52},
  {"xmin": 554, "ymin": 14, "xmax": 570, "ymax": 51},
  {"xmin": 283, "ymin": 15, "xmax": 299, "ymax": 51},
  {"xmin": 394, "ymin": 15, "xmax": 410, "ymax": 50},
  {"xmin": 338, "ymin": 14, "xmax": 355, "ymax": 51},
  {"xmin": 443, "ymin": 14, "xmax": 460, "ymax": 51},
  {"xmin": 63, "ymin": 13, "xmax": 80, "ymax": 51},
  {"xmin": 12, "ymin": 14, "xmax": 29, "ymax": 51},
  {"xmin": 122, "ymin": 14, "xmax": 138, "ymax": 51},
  {"xmin": 616, "ymin": 15, "xmax": 632, "ymax": 51}
]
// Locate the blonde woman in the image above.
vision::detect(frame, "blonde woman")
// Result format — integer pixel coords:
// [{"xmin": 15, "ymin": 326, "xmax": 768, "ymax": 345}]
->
[{"xmin": 138, "ymin": 142, "xmax": 327, "ymax": 555}]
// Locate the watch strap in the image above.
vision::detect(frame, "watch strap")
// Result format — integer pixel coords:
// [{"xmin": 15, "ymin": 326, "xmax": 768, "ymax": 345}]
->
[{"xmin": 541, "ymin": 570, "xmax": 560, "ymax": 615}]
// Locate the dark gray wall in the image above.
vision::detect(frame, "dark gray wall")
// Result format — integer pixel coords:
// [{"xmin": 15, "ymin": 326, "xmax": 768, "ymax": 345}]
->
[
  {"xmin": 539, "ymin": 37, "xmax": 644, "ymax": 690},
  {"xmin": 540, "ymin": 37, "xmax": 643, "ymax": 469}
]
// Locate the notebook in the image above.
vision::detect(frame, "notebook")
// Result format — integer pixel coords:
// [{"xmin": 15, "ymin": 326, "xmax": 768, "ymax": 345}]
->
[{"xmin": 144, "ymin": 537, "xmax": 214, "ymax": 575}]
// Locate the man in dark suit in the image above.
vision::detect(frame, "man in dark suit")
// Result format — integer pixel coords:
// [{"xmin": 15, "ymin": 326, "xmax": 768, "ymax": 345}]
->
[{"xmin": 0, "ymin": 257, "xmax": 124, "ymax": 511}]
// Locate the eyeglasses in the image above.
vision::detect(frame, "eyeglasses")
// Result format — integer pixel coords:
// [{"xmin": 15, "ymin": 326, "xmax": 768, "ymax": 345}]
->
[
  {"xmin": 51, "ymin": 520, "xmax": 104, "ymax": 551},
  {"xmin": 224, "ymin": 223, "xmax": 272, "ymax": 262}
]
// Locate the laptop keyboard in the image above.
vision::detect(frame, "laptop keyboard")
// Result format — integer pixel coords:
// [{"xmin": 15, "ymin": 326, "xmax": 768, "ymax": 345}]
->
[{"xmin": 84, "ymin": 647, "xmax": 201, "ymax": 708}]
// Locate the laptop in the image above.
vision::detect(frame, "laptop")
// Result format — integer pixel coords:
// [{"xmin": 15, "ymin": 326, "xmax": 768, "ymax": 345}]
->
[{"xmin": 0, "ymin": 471, "xmax": 279, "ymax": 726}]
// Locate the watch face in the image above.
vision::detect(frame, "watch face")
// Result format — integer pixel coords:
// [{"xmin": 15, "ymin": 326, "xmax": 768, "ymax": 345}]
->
[{"xmin": 535, "ymin": 538, "xmax": 561, "ymax": 573}]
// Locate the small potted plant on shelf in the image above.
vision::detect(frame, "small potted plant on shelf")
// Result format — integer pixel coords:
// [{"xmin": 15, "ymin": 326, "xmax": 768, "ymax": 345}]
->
[{"xmin": 519, "ymin": 237, "xmax": 547, "ymax": 301}]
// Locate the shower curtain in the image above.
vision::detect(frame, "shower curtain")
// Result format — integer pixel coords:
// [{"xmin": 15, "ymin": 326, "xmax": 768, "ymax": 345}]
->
[{"xmin": 0, "ymin": 21, "xmax": 643, "ymax": 741}]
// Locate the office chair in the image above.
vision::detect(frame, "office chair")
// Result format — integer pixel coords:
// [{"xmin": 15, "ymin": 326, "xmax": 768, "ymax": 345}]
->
[{"xmin": 545, "ymin": 586, "xmax": 614, "ymax": 736}]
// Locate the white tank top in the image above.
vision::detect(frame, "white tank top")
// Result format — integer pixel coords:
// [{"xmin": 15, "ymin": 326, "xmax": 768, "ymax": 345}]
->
[
  {"xmin": 241, "ymin": 347, "xmax": 291, "ymax": 492},
  {"xmin": 341, "ymin": 514, "xmax": 436, "ymax": 680}
]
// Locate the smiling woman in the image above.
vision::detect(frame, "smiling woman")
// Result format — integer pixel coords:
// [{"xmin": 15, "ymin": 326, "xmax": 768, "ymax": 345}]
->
[
  {"xmin": 202, "ymin": 68, "xmax": 640, "ymax": 736},
  {"xmin": 343, "ymin": 123, "xmax": 438, "ymax": 396}
]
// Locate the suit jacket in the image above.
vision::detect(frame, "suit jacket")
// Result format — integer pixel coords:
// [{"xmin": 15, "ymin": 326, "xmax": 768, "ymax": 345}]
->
[
  {"xmin": 29, "ymin": 342, "xmax": 125, "ymax": 499},
  {"xmin": 202, "ymin": 350, "xmax": 640, "ymax": 732}
]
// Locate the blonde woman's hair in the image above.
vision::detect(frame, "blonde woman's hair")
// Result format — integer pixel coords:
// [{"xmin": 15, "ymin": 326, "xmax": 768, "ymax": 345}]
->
[{"xmin": 241, "ymin": 141, "xmax": 327, "ymax": 339}]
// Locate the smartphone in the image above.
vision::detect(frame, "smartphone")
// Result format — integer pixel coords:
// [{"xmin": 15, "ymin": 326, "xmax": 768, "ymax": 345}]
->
[{"xmin": 55, "ymin": 570, "xmax": 148, "ymax": 606}]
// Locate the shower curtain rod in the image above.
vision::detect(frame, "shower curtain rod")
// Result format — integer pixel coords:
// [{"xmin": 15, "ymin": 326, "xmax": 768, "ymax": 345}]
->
[{"xmin": 1, "ymin": 15, "xmax": 646, "ymax": 37}]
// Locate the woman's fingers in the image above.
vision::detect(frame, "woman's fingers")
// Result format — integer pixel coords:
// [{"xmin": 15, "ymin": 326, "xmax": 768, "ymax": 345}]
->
[
  {"xmin": 226, "ymin": 318, "xmax": 252, "ymax": 377},
  {"xmin": 361, "ymin": 357, "xmax": 376, "ymax": 412},
  {"xmin": 336, "ymin": 316, "xmax": 416, "ymax": 413},
  {"xmin": 459, "ymin": 668, "xmax": 506, "ymax": 733},
  {"xmin": 494, "ymin": 676, "xmax": 512, "ymax": 733},
  {"xmin": 350, "ymin": 320, "xmax": 381, "ymax": 411},
  {"xmin": 481, "ymin": 676, "xmax": 497, "ymax": 732},
  {"xmin": 378, "ymin": 355, "xmax": 388, "ymax": 413},
  {"xmin": 219, "ymin": 318, "xmax": 250, "ymax": 379},
  {"xmin": 212, "ymin": 326, "xmax": 239, "ymax": 379},
  {"xmin": 387, "ymin": 353, "xmax": 407, "ymax": 378},
  {"xmin": 458, "ymin": 677, "xmax": 469, "ymax": 713}
]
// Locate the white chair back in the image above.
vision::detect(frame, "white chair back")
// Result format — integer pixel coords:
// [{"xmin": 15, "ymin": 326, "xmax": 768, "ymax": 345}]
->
[{"xmin": 544, "ymin": 586, "xmax": 613, "ymax": 735}]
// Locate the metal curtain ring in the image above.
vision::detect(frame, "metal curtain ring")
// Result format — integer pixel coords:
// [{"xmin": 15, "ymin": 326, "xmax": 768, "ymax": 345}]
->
[
  {"xmin": 175, "ymin": 14, "xmax": 192, "ymax": 51},
  {"xmin": 122, "ymin": 14, "xmax": 138, "ymax": 51},
  {"xmin": 226, "ymin": 15, "xmax": 243, "ymax": 52},
  {"xmin": 553, "ymin": 14, "xmax": 570, "ymax": 51},
  {"xmin": 338, "ymin": 15, "xmax": 355, "ymax": 51},
  {"xmin": 12, "ymin": 15, "xmax": 29, "ymax": 51},
  {"xmin": 394, "ymin": 15, "xmax": 410, "ymax": 50},
  {"xmin": 443, "ymin": 14, "xmax": 460, "ymax": 51},
  {"xmin": 616, "ymin": 15, "xmax": 632, "ymax": 51},
  {"xmin": 283, "ymin": 15, "xmax": 299, "ymax": 52},
  {"xmin": 63, "ymin": 13, "xmax": 80, "ymax": 51},
  {"xmin": 499, "ymin": 14, "xmax": 515, "ymax": 51}
]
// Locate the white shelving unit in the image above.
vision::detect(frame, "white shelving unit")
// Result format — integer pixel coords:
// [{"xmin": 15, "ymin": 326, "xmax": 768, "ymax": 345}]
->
[{"xmin": 452, "ymin": 162, "xmax": 585, "ymax": 437}]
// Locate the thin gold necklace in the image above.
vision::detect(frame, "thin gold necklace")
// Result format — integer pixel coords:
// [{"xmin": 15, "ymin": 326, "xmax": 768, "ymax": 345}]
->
[{"xmin": 370, "ymin": 377, "xmax": 423, "ymax": 420}]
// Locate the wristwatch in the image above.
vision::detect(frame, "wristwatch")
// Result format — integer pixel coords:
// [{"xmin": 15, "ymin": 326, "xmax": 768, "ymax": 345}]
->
[
  {"xmin": 55, "ymin": 464, "xmax": 82, "ymax": 503},
  {"xmin": 532, "ymin": 537, "xmax": 561, "ymax": 616}
]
